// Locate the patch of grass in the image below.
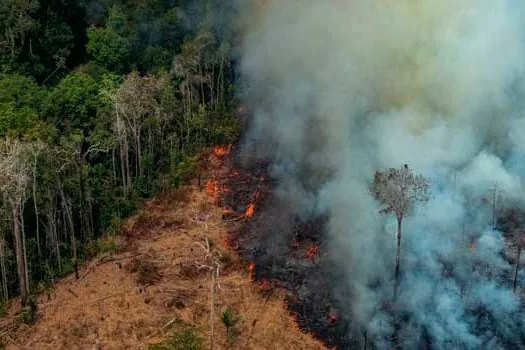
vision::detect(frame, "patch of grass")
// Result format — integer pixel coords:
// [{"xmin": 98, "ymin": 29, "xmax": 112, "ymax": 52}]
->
[
  {"xmin": 83, "ymin": 237, "xmax": 120, "ymax": 259},
  {"xmin": 97, "ymin": 238, "xmax": 120, "ymax": 254},
  {"xmin": 149, "ymin": 319, "xmax": 203, "ymax": 350}
]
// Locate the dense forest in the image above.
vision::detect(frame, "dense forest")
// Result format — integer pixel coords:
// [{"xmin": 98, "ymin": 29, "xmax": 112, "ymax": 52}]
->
[{"xmin": 0, "ymin": 0, "xmax": 240, "ymax": 307}]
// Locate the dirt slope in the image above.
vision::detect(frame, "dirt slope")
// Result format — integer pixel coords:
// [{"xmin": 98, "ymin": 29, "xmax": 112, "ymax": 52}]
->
[{"xmin": 1, "ymin": 150, "xmax": 328, "ymax": 350}]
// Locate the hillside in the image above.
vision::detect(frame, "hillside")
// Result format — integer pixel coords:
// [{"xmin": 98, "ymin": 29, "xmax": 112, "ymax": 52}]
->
[{"xmin": 0, "ymin": 148, "xmax": 327, "ymax": 350}]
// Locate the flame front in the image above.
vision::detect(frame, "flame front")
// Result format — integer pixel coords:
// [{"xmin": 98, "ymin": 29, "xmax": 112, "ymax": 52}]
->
[
  {"xmin": 245, "ymin": 203, "xmax": 255, "ymax": 218},
  {"xmin": 305, "ymin": 244, "xmax": 320, "ymax": 260},
  {"xmin": 206, "ymin": 180, "xmax": 219, "ymax": 200},
  {"xmin": 214, "ymin": 144, "xmax": 232, "ymax": 158},
  {"xmin": 248, "ymin": 262, "xmax": 256, "ymax": 280}
]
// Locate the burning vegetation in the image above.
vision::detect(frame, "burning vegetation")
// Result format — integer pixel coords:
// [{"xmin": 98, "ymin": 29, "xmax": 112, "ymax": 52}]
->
[
  {"xmin": 206, "ymin": 144, "xmax": 525, "ymax": 349},
  {"xmin": 207, "ymin": 148, "xmax": 357, "ymax": 348},
  {"xmin": 234, "ymin": 0, "xmax": 525, "ymax": 348}
]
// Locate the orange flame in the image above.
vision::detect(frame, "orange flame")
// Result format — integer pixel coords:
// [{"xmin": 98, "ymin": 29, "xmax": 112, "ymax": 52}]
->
[
  {"xmin": 305, "ymin": 244, "xmax": 320, "ymax": 260},
  {"xmin": 223, "ymin": 208, "xmax": 235, "ymax": 216},
  {"xmin": 214, "ymin": 144, "xmax": 232, "ymax": 158},
  {"xmin": 469, "ymin": 243, "xmax": 476, "ymax": 252},
  {"xmin": 206, "ymin": 180, "xmax": 219, "ymax": 199},
  {"xmin": 245, "ymin": 203, "xmax": 255, "ymax": 218},
  {"xmin": 248, "ymin": 262, "xmax": 256, "ymax": 280}
]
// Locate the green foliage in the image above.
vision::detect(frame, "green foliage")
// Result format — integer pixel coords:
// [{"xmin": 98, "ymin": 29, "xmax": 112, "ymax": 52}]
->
[
  {"xmin": 0, "ymin": 300, "xmax": 7, "ymax": 317},
  {"xmin": 19, "ymin": 297, "xmax": 38, "ymax": 325},
  {"xmin": 149, "ymin": 319, "xmax": 203, "ymax": 350},
  {"xmin": 107, "ymin": 5, "xmax": 128, "ymax": 36},
  {"xmin": 87, "ymin": 27, "xmax": 132, "ymax": 73},
  {"xmin": 0, "ymin": 0, "xmax": 240, "ymax": 310},
  {"xmin": 58, "ymin": 259, "xmax": 76, "ymax": 278},
  {"xmin": 44, "ymin": 72, "xmax": 101, "ymax": 134},
  {"xmin": 220, "ymin": 306, "xmax": 241, "ymax": 340},
  {"xmin": 0, "ymin": 74, "xmax": 44, "ymax": 109},
  {"xmin": 42, "ymin": 21, "xmax": 74, "ymax": 71},
  {"xmin": 170, "ymin": 154, "xmax": 199, "ymax": 187},
  {"xmin": 83, "ymin": 237, "xmax": 120, "ymax": 259},
  {"xmin": 139, "ymin": 46, "xmax": 173, "ymax": 72}
]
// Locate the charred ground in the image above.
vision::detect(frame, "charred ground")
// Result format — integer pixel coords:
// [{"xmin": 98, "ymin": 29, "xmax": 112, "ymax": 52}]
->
[
  {"xmin": 216, "ymin": 146, "xmax": 525, "ymax": 350},
  {"xmin": 214, "ymin": 148, "xmax": 358, "ymax": 349}
]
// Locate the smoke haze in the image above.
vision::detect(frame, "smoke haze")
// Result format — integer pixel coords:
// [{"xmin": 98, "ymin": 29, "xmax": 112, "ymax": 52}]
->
[{"xmin": 238, "ymin": 0, "xmax": 525, "ymax": 348}]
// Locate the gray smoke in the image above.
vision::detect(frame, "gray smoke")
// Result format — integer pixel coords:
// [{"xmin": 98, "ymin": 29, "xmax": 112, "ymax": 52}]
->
[{"xmin": 238, "ymin": 0, "xmax": 525, "ymax": 348}]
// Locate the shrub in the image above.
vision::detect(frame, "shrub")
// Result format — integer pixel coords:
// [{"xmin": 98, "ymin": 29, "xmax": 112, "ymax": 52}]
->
[
  {"xmin": 149, "ymin": 319, "xmax": 203, "ymax": 350},
  {"xmin": 220, "ymin": 306, "xmax": 240, "ymax": 340},
  {"xmin": 19, "ymin": 297, "xmax": 37, "ymax": 325}
]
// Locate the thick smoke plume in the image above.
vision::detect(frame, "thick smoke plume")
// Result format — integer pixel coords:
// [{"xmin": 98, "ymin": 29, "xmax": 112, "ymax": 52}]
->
[{"xmin": 238, "ymin": 0, "xmax": 525, "ymax": 348}]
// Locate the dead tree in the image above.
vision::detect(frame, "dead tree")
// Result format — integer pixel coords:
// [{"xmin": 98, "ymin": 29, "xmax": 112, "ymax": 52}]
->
[
  {"xmin": 192, "ymin": 214, "xmax": 222, "ymax": 350},
  {"xmin": 491, "ymin": 182, "xmax": 498, "ymax": 230},
  {"xmin": 514, "ymin": 233, "xmax": 525, "ymax": 293},
  {"xmin": 371, "ymin": 164, "xmax": 429, "ymax": 301}
]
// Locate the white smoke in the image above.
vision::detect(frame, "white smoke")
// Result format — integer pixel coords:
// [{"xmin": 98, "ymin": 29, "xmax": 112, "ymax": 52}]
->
[{"xmin": 238, "ymin": 0, "xmax": 525, "ymax": 348}]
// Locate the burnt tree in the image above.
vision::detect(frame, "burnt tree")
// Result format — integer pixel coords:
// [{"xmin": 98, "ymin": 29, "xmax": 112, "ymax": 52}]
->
[
  {"xmin": 371, "ymin": 164, "xmax": 429, "ymax": 301},
  {"xmin": 514, "ymin": 233, "xmax": 525, "ymax": 293}
]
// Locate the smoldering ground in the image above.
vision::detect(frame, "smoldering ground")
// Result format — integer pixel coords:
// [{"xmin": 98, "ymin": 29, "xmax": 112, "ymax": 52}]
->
[{"xmin": 237, "ymin": 0, "xmax": 525, "ymax": 348}]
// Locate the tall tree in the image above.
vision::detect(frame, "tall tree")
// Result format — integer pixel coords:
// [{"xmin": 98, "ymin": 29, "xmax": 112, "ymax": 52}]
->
[
  {"xmin": 0, "ymin": 138, "xmax": 31, "ymax": 305},
  {"xmin": 371, "ymin": 164, "xmax": 429, "ymax": 301}
]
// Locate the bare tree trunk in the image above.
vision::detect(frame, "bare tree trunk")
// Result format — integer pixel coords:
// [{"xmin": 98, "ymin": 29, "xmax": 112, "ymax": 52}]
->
[
  {"xmin": 210, "ymin": 62, "xmax": 216, "ymax": 111},
  {"xmin": 13, "ymin": 199, "xmax": 28, "ymax": 306},
  {"xmin": 60, "ymin": 188, "xmax": 78, "ymax": 279},
  {"xmin": 514, "ymin": 245, "xmax": 522, "ymax": 293},
  {"xmin": 21, "ymin": 201, "xmax": 29, "ymax": 294},
  {"xmin": 125, "ymin": 139, "xmax": 131, "ymax": 191},
  {"xmin": 218, "ymin": 57, "xmax": 224, "ymax": 107},
  {"xmin": 210, "ymin": 263, "xmax": 216, "ymax": 350},
  {"xmin": 137, "ymin": 134, "xmax": 142, "ymax": 178},
  {"xmin": 0, "ymin": 238, "xmax": 8, "ymax": 302},
  {"xmin": 112, "ymin": 148, "xmax": 117, "ymax": 186},
  {"xmin": 33, "ymin": 153, "xmax": 41, "ymax": 258},
  {"xmin": 119, "ymin": 142, "xmax": 126, "ymax": 194},
  {"xmin": 492, "ymin": 183, "xmax": 498, "ymax": 230},
  {"xmin": 394, "ymin": 217, "xmax": 402, "ymax": 301},
  {"xmin": 53, "ymin": 209, "xmax": 61, "ymax": 273}
]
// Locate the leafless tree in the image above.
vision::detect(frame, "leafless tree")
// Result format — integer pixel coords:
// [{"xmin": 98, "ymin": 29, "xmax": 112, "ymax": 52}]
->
[
  {"xmin": 192, "ymin": 214, "xmax": 222, "ymax": 350},
  {"xmin": 491, "ymin": 182, "xmax": 499, "ymax": 230},
  {"xmin": 371, "ymin": 164, "xmax": 429, "ymax": 301},
  {"xmin": 513, "ymin": 232, "xmax": 525, "ymax": 293},
  {"xmin": 29, "ymin": 141, "xmax": 45, "ymax": 258},
  {"xmin": 113, "ymin": 73, "xmax": 159, "ymax": 178}
]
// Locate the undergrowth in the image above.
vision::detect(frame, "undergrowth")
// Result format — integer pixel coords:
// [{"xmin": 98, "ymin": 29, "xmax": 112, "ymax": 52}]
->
[{"xmin": 149, "ymin": 319, "xmax": 203, "ymax": 350}]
